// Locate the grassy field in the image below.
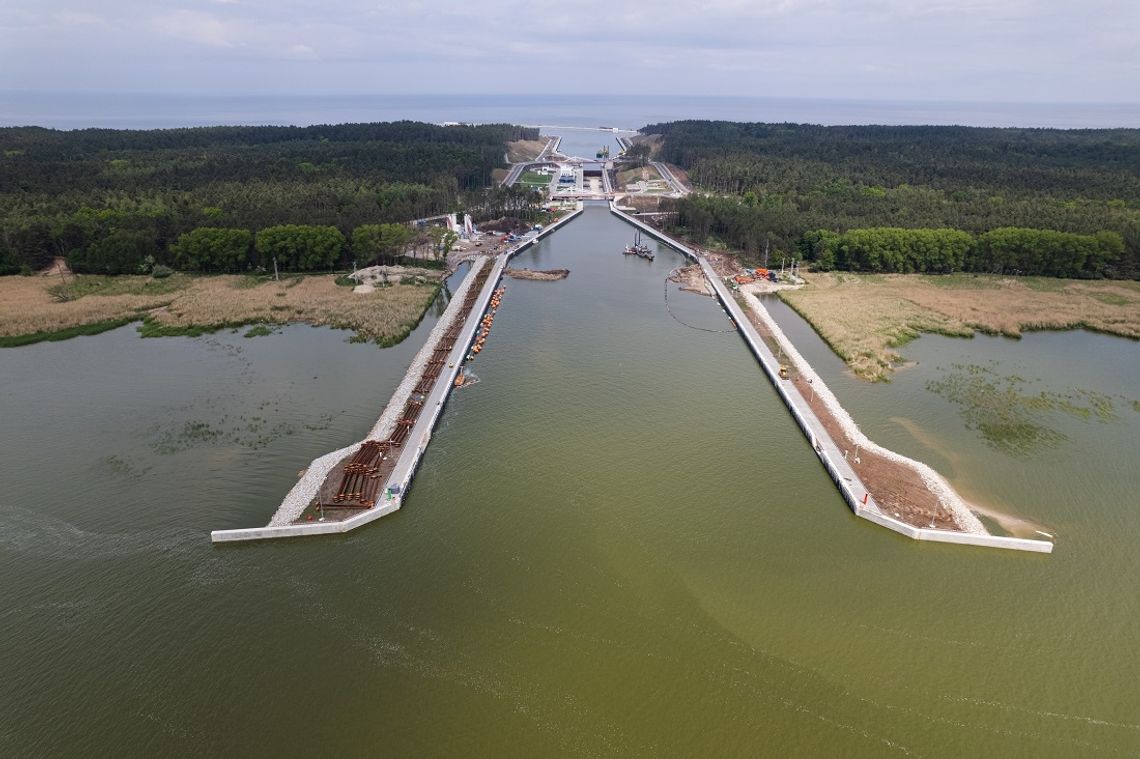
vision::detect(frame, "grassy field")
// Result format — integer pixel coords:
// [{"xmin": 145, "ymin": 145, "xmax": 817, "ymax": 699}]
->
[
  {"xmin": 779, "ymin": 273, "xmax": 1140, "ymax": 381},
  {"xmin": 0, "ymin": 273, "xmax": 442, "ymax": 348},
  {"xmin": 518, "ymin": 170, "xmax": 552, "ymax": 185}
]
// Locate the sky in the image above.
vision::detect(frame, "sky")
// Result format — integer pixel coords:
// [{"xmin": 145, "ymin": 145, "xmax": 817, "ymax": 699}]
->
[{"xmin": 1, "ymin": 0, "xmax": 1138, "ymax": 103}]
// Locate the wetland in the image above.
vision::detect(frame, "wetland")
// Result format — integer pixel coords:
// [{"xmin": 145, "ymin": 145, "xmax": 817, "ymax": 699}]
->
[{"xmin": 2, "ymin": 207, "xmax": 1139, "ymax": 757}]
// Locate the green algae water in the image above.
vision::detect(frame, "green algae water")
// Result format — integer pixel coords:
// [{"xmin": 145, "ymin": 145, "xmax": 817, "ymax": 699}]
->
[{"xmin": 2, "ymin": 206, "xmax": 1139, "ymax": 757}]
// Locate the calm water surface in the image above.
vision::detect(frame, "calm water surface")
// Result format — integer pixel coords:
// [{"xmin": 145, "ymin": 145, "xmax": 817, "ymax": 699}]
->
[
  {"xmin": 541, "ymin": 127, "xmax": 629, "ymax": 162},
  {"xmin": 1, "ymin": 207, "xmax": 1138, "ymax": 757},
  {"xmin": 4, "ymin": 93, "xmax": 1139, "ymax": 130}
]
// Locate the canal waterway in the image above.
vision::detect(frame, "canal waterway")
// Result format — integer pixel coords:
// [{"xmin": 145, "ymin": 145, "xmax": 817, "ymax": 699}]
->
[
  {"xmin": 1, "ymin": 205, "xmax": 1138, "ymax": 756},
  {"xmin": 542, "ymin": 126, "xmax": 628, "ymax": 161}
]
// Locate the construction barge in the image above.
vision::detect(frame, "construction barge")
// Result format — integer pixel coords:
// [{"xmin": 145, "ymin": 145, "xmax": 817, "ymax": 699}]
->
[{"xmin": 623, "ymin": 231, "xmax": 654, "ymax": 260}]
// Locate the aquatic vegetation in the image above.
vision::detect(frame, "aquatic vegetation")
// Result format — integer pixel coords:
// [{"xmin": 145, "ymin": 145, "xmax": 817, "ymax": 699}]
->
[
  {"xmin": 154, "ymin": 420, "xmax": 225, "ymax": 454},
  {"xmin": 927, "ymin": 363, "xmax": 1126, "ymax": 455},
  {"xmin": 98, "ymin": 454, "xmax": 150, "ymax": 479},
  {"xmin": 243, "ymin": 324, "xmax": 274, "ymax": 338}
]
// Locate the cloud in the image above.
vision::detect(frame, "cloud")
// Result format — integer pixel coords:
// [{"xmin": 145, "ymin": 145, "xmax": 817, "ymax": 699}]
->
[
  {"xmin": 287, "ymin": 43, "xmax": 318, "ymax": 59},
  {"xmin": 0, "ymin": 0, "xmax": 1135, "ymax": 103},
  {"xmin": 53, "ymin": 11, "xmax": 105, "ymax": 26},
  {"xmin": 151, "ymin": 10, "xmax": 241, "ymax": 48}
]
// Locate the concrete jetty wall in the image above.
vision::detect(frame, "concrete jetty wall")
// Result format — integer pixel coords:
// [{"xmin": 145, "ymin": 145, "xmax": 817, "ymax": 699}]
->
[
  {"xmin": 211, "ymin": 204, "xmax": 584, "ymax": 543},
  {"xmin": 609, "ymin": 203, "xmax": 1053, "ymax": 554}
]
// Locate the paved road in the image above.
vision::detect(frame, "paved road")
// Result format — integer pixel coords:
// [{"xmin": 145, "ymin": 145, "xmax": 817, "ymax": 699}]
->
[
  {"xmin": 502, "ymin": 136, "xmax": 559, "ymax": 187},
  {"xmin": 651, "ymin": 161, "xmax": 688, "ymax": 196},
  {"xmin": 502, "ymin": 162, "xmax": 527, "ymax": 187}
]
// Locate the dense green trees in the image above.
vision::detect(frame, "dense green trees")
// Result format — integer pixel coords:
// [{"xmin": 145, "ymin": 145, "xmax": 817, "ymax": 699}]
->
[
  {"xmin": 799, "ymin": 228, "xmax": 975, "ymax": 273},
  {"xmin": 0, "ymin": 241, "xmax": 21, "ymax": 275},
  {"xmin": 0, "ymin": 121, "xmax": 537, "ymax": 275},
  {"xmin": 351, "ymin": 223, "xmax": 412, "ymax": 267},
  {"xmin": 648, "ymin": 121, "xmax": 1140, "ymax": 278},
  {"xmin": 255, "ymin": 225, "xmax": 344, "ymax": 271},
  {"xmin": 69, "ymin": 230, "xmax": 159, "ymax": 275},
  {"xmin": 172, "ymin": 228, "xmax": 253, "ymax": 272},
  {"xmin": 624, "ymin": 142, "xmax": 651, "ymax": 167},
  {"xmin": 797, "ymin": 226, "xmax": 1121, "ymax": 276},
  {"xmin": 972, "ymin": 228, "xmax": 1123, "ymax": 277}
]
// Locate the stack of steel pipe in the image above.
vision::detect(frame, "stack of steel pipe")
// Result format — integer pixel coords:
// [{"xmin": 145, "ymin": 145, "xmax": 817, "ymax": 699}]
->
[{"xmin": 327, "ymin": 266, "xmax": 495, "ymax": 510}]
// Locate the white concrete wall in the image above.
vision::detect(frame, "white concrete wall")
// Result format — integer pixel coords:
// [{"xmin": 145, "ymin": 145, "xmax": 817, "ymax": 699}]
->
[
  {"xmin": 212, "ymin": 205, "xmax": 585, "ymax": 543},
  {"xmin": 608, "ymin": 204, "xmax": 1053, "ymax": 555}
]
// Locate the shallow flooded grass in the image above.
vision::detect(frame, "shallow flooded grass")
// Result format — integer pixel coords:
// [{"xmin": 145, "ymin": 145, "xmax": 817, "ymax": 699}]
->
[{"xmin": 926, "ymin": 362, "xmax": 1131, "ymax": 454}]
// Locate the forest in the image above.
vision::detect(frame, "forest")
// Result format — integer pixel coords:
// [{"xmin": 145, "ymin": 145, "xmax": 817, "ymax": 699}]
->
[
  {"xmin": 644, "ymin": 120, "xmax": 1140, "ymax": 278},
  {"xmin": 0, "ymin": 121, "xmax": 539, "ymax": 275}
]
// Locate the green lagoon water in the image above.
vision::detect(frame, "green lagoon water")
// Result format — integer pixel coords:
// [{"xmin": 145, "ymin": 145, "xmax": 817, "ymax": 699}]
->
[{"xmin": 2, "ymin": 205, "xmax": 1139, "ymax": 757}]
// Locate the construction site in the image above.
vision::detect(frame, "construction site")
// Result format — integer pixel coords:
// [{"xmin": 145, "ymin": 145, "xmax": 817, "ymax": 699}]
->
[{"xmin": 211, "ymin": 130, "xmax": 1052, "ymax": 553}]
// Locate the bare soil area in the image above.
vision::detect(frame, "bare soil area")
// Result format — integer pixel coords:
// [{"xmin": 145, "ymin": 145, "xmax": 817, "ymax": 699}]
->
[
  {"xmin": 667, "ymin": 265, "xmax": 711, "ymax": 296},
  {"xmin": 506, "ymin": 138, "xmax": 548, "ymax": 163}
]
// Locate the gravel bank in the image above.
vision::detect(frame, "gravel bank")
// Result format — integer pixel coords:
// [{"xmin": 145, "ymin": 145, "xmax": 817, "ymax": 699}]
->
[
  {"xmin": 504, "ymin": 267, "xmax": 569, "ymax": 281},
  {"xmin": 740, "ymin": 289, "xmax": 987, "ymax": 535}
]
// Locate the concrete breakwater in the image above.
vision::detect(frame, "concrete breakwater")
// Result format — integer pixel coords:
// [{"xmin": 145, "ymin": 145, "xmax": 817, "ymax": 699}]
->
[
  {"xmin": 609, "ymin": 203, "xmax": 1053, "ymax": 554},
  {"xmin": 211, "ymin": 204, "xmax": 583, "ymax": 543}
]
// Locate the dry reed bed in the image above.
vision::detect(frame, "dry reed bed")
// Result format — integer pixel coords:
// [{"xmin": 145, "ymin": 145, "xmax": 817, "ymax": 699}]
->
[
  {"xmin": 149, "ymin": 276, "xmax": 438, "ymax": 343},
  {"xmin": 0, "ymin": 274, "xmax": 441, "ymax": 345},
  {"xmin": 780, "ymin": 273, "xmax": 1140, "ymax": 381},
  {"xmin": 0, "ymin": 276, "xmax": 176, "ymax": 338}
]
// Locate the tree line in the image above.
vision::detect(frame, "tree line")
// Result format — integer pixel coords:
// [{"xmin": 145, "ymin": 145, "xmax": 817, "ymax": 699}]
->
[
  {"xmin": 799, "ymin": 227, "xmax": 1124, "ymax": 277},
  {"xmin": 41, "ymin": 221, "xmax": 465, "ymax": 276},
  {"xmin": 645, "ymin": 121, "xmax": 1140, "ymax": 278},
  {"xmin": 0, "ymin": 121, "xmax": 539, "ymax": 275}
]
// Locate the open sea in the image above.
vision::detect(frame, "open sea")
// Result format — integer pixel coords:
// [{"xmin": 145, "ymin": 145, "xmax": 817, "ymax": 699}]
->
[{"xmin": 2, "ymin": 92, "xmax": 1139, "ymax": 131}]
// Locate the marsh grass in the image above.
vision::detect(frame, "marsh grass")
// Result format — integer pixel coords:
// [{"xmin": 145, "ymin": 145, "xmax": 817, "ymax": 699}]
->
[
  {"xmin": 780, "ymin": 272, "xmax": 1140, "ymax": 380},
  {"xmin": 2, "ymin": 272, "xmax": 442, "ymax": 347},
  {"xmin": 49, "ymin": 274, "xmax": 190, "ymax": 301},
  {"xmin": 0, "ymin": 317, "xmax": 137, "ymax": 347}
]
